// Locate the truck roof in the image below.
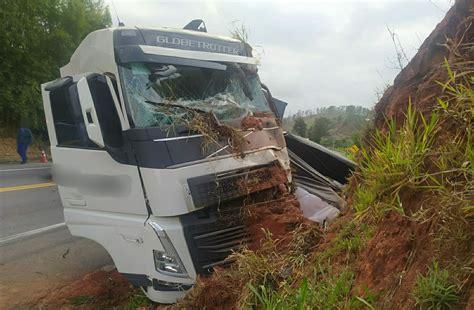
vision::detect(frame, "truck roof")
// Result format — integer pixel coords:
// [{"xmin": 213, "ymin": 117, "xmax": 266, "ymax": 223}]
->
[
  {"xmin": 115, "ymin": 26, "xmax": 243, "ymax": 43},
  {"xmin": 60, "ymin": 25, "xmax": 253, "ymax": 77}
]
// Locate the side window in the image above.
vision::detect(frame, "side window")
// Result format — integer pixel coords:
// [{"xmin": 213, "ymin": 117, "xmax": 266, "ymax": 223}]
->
[
  {"xmin": 49, "ymin": 84, "xmax": 95, "ymax": 148},
  {"xmin": 87, "ymin": 76, "xmax": 123, "ymax": 148}
]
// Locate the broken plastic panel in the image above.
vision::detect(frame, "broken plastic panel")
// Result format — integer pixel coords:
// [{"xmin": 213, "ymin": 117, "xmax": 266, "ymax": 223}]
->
[{"xmin": 285, "ymin": 133, "xmax": 357, "ymax": 210}]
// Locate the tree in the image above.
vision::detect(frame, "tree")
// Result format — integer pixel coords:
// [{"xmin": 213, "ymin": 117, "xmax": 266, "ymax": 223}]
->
[
  {"xmin": 293, "ymin": 117, "xmax": 307, "ymax": 137},
  {"xmin": 0, "ymin": 0, "xmax": 111, "ymax": 131},
  {"xmin": 309, "ymin": 117, "xmax": 331, "ymax": 143}
]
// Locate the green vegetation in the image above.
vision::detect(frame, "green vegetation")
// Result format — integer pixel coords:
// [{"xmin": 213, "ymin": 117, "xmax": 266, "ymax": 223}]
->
[
  {"xmin": 194, "ymin": 60, "xmax": 472, "ymax": 309},
  {"xmin": 352, "ymin": 60, "xmax": 473, "ymax": 226},
  {"xmin": 246, "ymin": 268, "xmax": 360, "ymax": 310},
  {"xmin": 285, "ymin": 105, "xmax": 371, "ymax": 148},
  {"xmin": 0, "ymin": 0, "xmax": 111, "ymax": 131},
  {"xmin": 67, "ymin": 295, "xmax": 95, "ymax": 305},
  {"xmin": 350, "ymin": 58, "xmax": 473, "ymax": 307},
  {"xmin": 352, "ymin": 101, "xmax": 439, "ymax": 219},
  {"xmin": 125, "ymin": 290, "xmax": 153, "ymax": 310},
  {"xmin": 292, "ymin": 116, "xmax": 308, "ymax": 137},
  {"xmin": 308, "ymin": 116, "xmax": 331, "ymax": 143},
  {"xmin": 178, "ymin": 222, "xmax": 377, "ymax": 309},
  {"xmin": 412, "ymin": 262, "xmax": 460, "ymax": 309}
]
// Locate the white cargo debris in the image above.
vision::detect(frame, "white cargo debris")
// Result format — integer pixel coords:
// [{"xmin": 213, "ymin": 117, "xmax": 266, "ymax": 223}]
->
[{"xmin": 295, "ymin": 187, "xmax": 340, "ymax": 224}]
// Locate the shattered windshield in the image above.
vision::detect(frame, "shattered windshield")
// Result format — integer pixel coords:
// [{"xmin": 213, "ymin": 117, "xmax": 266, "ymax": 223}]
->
[{"xmin": 118, "ymin": 61, "xmax": 271, "ymax": 128}]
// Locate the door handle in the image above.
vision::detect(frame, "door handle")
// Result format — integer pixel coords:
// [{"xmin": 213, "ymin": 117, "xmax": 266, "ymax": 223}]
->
[
  {"xmin": 65, "ymin": 198, "xmax": 86, "ymax": 206},
  {"xmin": 121, "ymin": 234, "xmax": 143, "ymax": 244}
]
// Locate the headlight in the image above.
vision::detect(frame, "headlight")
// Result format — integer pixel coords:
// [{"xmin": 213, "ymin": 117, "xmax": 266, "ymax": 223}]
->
[
  {"xmin": 149, "ymin": 221, "xmax": 188, "ymax": 278},
  {"xmin": 153, "ymin": 250, "xmax": 186, "ymax": 274}
]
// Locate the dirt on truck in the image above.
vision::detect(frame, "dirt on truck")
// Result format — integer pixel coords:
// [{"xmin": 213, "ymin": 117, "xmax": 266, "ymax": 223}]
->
[{"xmin": 33, "ymin": 0, "xmax": 473, "ymax": 309}]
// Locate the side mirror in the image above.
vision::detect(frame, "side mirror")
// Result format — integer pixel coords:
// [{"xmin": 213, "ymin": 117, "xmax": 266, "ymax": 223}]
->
[
  {"xmin": 271, "ymin": 97, "xmax": 288, "ymax": 120},
  {"xmin": 77, "ymin": 77, "xmax": 105, "ymax": 147},
  {"xmin": 261, "ymin": 83, "xmax": 287, "ymax": 120}
]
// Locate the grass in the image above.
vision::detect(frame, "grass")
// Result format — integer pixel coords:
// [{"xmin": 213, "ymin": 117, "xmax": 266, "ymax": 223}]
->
[
  {"xmin": 412, "ymin": 262, "xmax": 460, "ymax": 309},
  {"xmin": 349, "ymin": 56, "xmax": 473, "ymax": 306},
  {"xmin": 67, "ymin": 295, "xmax": 95, "ymax": 305},
  {"xmin": 125, "ymin": 289, "xmax": 153, "ymax": 310},
  {"xmin": 160, "ymin": 105, "xmax": 247, "ymax": 154},
  {"xmin": 0, "ymin": 136, "xmax": 50, "ymax": 163},
  {"xmin": 175, "ymin": 52, "xmax": 473, "ymax": 309},
  {"xmin": 245, "ymin": 264, "xmax": 375, "ymax": 310},
  {"xmin": 351, "ymin": 100, "xmax": 439, "ymax": 220},
  {"xmin": 235, "ymin": 222, "xmax": 377, "ymax": 309},
  {"xmin": 351, "ymin": 58, "xmax": 473, "ymax": 225},
  {"xmin": 316, "ymin": 220, "xmax": 375, "ymax": 264}
]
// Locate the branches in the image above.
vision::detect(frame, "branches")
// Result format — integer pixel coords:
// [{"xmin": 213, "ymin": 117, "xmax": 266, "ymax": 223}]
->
[{"xmin": 387, "ymin": 26, "xmax": 410, "ymax": 71}]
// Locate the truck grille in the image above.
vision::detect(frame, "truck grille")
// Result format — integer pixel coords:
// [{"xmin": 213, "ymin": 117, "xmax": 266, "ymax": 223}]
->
[
  {"xmin": 182, "ymin": 163, "xmax": 286, "ymax": 275},
  {"xmin": 187, "ymin": 164, "xmax": 275, "ymax": 209},
  {"xmin": 180, "ymin": 204, "xmax": 250, "ymax": 274}
]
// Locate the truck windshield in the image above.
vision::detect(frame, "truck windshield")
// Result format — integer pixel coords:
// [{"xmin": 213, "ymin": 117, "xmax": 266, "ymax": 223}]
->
[{"xmin": 118, "ymin": 62, "xmax": 271, "ymax": 128}]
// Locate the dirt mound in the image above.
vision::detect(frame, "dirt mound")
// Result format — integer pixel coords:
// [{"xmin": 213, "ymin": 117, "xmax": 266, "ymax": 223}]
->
[
  {"xmin": 39, "ymin": 268, "xmax": 135, "ymax": 308},
  {"xmin": 175, "ymin": 192, "xmax": 321, "ymax": 310},
  {"xmin": 244, "ymin": 194, "xmax": 306, "ymax": 250},
  {"xmin": 353, "ymin": 211, "xmax": 433, "ymax": 309},
  {"xmin": 353, "ymin": 0, "xmax": 474, "ymax": 308},
  {"xmin": 374, "ymin": 0, "xmax": 474, "ymax": 127}
]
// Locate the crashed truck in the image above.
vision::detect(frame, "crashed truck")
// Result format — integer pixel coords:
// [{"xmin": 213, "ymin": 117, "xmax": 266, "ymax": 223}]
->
[{"xmin": 41, "ymin": 20, "xmax": 355, "ymax": 303}]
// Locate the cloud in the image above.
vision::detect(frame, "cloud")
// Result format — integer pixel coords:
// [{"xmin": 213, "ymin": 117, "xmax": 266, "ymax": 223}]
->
[{"xmin": 107, "ymin": 0, "xmax": 451, "ymax": 113}]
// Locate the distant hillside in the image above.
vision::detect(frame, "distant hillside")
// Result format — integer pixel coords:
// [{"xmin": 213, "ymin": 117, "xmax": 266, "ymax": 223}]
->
[{"xmin": 283, "ymin": 105, "xmax": 372, "ymax": 148}]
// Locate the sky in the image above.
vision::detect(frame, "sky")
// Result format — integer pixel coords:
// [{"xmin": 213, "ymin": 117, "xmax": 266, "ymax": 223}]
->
[{"xmin": 106, "ymin": 0, "xmax": 453, "ymax": 114}]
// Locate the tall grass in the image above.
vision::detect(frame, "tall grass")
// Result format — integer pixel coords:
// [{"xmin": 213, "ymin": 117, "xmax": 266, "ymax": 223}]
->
[
  {"xmin": 352, "ymin": 100, "xmax": 439, "ymax": 219},
  {"xmin": 412, "ymin": 261, "xmax": 460, "ymax": 309},
  {"xmin": 352, "ymin": 58, "xmax": 473, "ymax": 224},
  {"xmin": 176, "ymin": 57, "xmax": 473, "ymax": 310},
  {"xmin": 350, "ymin": 59, "xmax": 473, "ymax": 307}
]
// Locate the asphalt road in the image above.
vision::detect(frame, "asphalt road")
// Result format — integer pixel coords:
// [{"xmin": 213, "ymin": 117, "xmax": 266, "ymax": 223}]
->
[{"xmin": 0, "ymin": 163, "xmax": 112, "ymax": 309}]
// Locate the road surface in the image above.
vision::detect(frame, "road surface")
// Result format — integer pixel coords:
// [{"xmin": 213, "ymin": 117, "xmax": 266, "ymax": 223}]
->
[{"xmin": 0, "ymin": 163, "xmax": 112, "ymax": 309}]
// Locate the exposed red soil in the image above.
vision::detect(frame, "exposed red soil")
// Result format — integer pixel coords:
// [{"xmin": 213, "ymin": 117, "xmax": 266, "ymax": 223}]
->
[
  {"xmin": 40, "ymin": 268, "xmax": 134, "ymax": 308},
  {"xmin": 177, "ymin": 1, "xmax": 474, "ymax": 308},
  {"xmin": 353, "ymin": 211, "xmax": 433, "ymax": 309},
  {"xmin": 374, "ymin": 0, "xmax": 474, "ymax": 127},
  {"xmin": 174, "ymin": 191, "xmax": 319, "ymax": 310},
  {"xmin": 172, "ymin": 267, "xmax": 241, "ymax": 310},
  {"xmin": 237, "ymin": 165, "xmax": 289, "ymax": 195},
  {"xmin": 34, "ymin": 3, "xmax": 474, "ymax": 308},
  {"xmin": 244, "ymin": 194, "xmax": 307, "ymax": 251},
  {"xmin": 241, "ymin": 115, "xmax": 263, "ymax": 130},
  {"xmin": 356, "ymin": 1, "xmax": 474, "ymax": 308},
  {"xmin": 466, "ymin": 287, "xmax": 474, "ymax": 309}
]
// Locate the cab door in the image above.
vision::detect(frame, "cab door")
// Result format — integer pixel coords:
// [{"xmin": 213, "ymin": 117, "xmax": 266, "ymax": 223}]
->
[
  {"xmin": 41, "ymin": 74, "xmax": 156, "ymax": 274},
  {"xmin": 42, "ymin": 74, "xmax": 148, "ymax": 215}
]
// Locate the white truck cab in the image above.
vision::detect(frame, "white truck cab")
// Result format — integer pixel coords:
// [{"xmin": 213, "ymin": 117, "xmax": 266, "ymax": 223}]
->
[{"xmin": 41, "ymin": 24, "xmax": 291, "ymax": 303}]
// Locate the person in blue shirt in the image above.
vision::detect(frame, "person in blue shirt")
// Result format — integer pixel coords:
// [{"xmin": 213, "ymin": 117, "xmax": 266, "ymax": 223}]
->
[{"xmin": 16, "ymin": 127, "xmax": 33, "ymax": 164}]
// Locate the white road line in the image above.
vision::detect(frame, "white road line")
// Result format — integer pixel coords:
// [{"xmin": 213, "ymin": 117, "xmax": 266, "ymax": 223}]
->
[
  {"xmin": 0, "ymin": 167, "xmax": 51, "ymax": 172},
  {"xmin": 0, "ymin": 222, "xmax": 66, "ymax": 245}
]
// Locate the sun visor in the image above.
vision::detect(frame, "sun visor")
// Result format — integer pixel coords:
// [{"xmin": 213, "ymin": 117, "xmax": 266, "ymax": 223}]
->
[
  {"xmin": 139, "ymin": 45, "xmax": 258, "ymax": 65},
  {"xmin": 115, "ymin": 45, "xmax": 228, "ymax": 70}
]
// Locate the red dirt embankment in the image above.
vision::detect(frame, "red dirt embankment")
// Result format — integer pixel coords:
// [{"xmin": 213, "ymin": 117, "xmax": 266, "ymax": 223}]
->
[
  {"xmin": 374, "ymin": 0, "xmax": 474, "ymax": 127},
  {"xmin": 354, "ymin": 0, "xmax": 474, "ymax": 308}
]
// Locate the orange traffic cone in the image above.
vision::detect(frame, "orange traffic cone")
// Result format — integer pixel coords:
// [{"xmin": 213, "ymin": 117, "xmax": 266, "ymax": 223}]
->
[{"xmin": 40, "ymin": 150, "xmax": 48, "ymax": 163}]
